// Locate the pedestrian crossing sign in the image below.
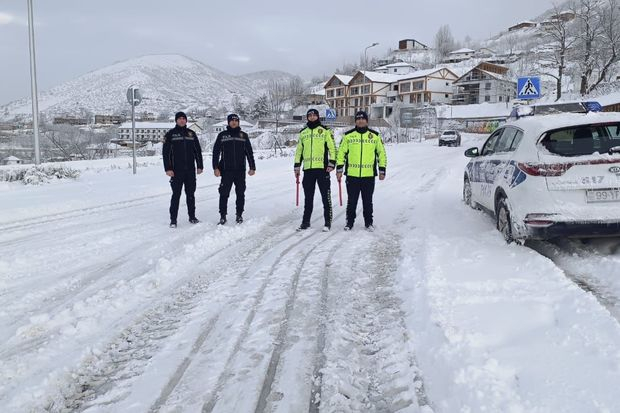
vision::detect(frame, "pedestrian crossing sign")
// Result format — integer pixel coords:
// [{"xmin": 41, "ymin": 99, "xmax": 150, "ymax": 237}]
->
[{"xmin": 517, "ymin": 77, "xmax": 541, "ymax": 99}]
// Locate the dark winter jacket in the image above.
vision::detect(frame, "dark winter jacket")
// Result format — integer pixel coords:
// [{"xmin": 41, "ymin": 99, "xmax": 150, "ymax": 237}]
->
[
  {"xmin": 212, "ymin": 126, "xmax": 256, "ymax": 171},
  {"xmin": 163, "ymin": 126, "xmax": 204, "ymax": 172}
]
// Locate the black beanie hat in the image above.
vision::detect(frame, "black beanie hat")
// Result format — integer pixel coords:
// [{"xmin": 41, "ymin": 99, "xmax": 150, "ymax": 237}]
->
[
  {"xmin": 354, "ymin": 110, "xmax": 369, "ymax": 121},
  {"xmin": 175, "ymin": 111, "xmax": 187, "ymax": 121},
  {"xmin": 227, "ymin": 113, "xmax": 240, "ymax": 124},
  {"xmin": 306, "ymin": 108, "xmax": 320, "ymax": 118}
]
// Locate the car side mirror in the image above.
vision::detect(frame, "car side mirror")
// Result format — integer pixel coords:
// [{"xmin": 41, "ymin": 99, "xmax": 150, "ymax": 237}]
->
[{"xmin": 464, "ymin": 147, "xmax": 480, "ymax": 157}]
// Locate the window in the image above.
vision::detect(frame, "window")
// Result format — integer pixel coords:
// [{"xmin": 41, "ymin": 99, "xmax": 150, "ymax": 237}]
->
[
  {"xmin": 485, "ymin": 95, "xmax": 491, "ymax": 102},
  {"xmin": 365, "ymin": 97, "xmax": 370, "ymax": 105},
  {"xmin": 499, "ymin": 96, "xmax": 503, "ymax": 102},
  {"xmin": 401, "ymin": 82, "xmax": 411, "ymax": 93},
  {"xmin": 354, "ymin": 98, "xmax": 359, "ymax": 106},
  {"xmin": 481, "ymin": 129, "xmax": 504, "ymax": 156},
  {"xmin": 495, "ymin": 127, "xmax": 518, "ymax": 153},
  {"xmin": 327, "ymin": 90, "xmax": 334, "ymax": 98},
  {"xmin": 412, "ymin": 81, "xmax": 424, "ymax": 91},
  {"xmin": 336, "ymin": 89, "xmax": 343, "ymax": 97},
  {"xmin": 540, "ymin": 123, "xmax": 620, "ymax": 156},
  {"xmin": 363, "ymin": 85, "xmax": 371, "ymax": 94},
  {"xmin": 446, "ymin": 82, "xmax": 450, "ymax": 86},
  {"xmin": 351, "ymin": 87, "xmax": 359, "ymax": 95},
  {"xmin": 485, "ymin": 82, "xmax": 492, "ymax": 90},
  {"xmin": 510, "ymin": 131, "xmax": 524, "ymax": 151},
  {"xmin": 445, "ymin": 94, "xmax": 449, "ymax": 98},
  {"xmin": 394, "ymin": 68, "xmax": 398, "ymax": 73}
]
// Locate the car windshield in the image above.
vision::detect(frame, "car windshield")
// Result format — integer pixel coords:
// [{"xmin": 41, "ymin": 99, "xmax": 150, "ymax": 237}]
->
[
  {"xmin": 540, "ymin": 123, "xmax": 620, "ymax": 157},
  {"xmin": 443, "ymin": 131, "xmax": 456, "ymax": 135}
]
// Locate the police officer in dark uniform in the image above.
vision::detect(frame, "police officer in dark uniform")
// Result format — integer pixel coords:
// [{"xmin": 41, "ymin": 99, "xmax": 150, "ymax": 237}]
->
[
  {"xmin": 212, "ymin": 113, "xmax": 256, "ymax": 225},
  {"xmin": 163, "ymin": 111, "xmax": 204, "ymax": 228}
]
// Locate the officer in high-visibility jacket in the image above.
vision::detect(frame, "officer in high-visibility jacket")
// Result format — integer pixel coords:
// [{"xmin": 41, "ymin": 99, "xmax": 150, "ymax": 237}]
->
[
  {"xmin": 336, "ymin": 110, "xmax": 387, "ymax": 232},
  {"xmin": 294, "ymin": 108, "xmax": 337, "ymax": 231}
]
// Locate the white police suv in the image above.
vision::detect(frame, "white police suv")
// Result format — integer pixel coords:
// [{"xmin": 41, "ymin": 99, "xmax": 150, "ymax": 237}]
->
[{"xmin": 463, "ymin": 110, "xmax": 620, "ymax": 242}]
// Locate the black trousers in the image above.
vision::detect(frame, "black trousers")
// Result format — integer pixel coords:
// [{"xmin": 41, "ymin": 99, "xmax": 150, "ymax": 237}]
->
[
  {"xmin": 345, "ymin": 176, "xmax": 375, "ymax": 227},
  {"xmin": 302, "ymin": 169, "xmax": 332, "ymax": 227},
  {"xmin": 169, "ymin": 170, "xmax": 197, "ymax": 222},
  {"xmin": 219, "ymin": 170, "xmax": 246, "ymax": 217}
]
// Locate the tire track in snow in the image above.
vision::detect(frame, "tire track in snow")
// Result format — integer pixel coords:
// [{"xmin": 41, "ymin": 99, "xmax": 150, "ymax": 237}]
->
[
  {"xmin": 148, "ymin": 221, "xmax": 312, "ymax": 412},
  {"xmin": 42, "ymin": 213, "xmax": 318, "ymax": 412},
  {"xmin": 253, "ymin": 232, "xmax": 342, "ymax": 413},
  {"xmin": 315, "ymin": 231, "xmax": 430, "ymax": 412},
  {"xmin": 308, "ymin": 248, "xmax": 337, "ymax": 413},
  {"xmin": 200, "ymin": 215, "xmax": 344, "ymax": 413}
]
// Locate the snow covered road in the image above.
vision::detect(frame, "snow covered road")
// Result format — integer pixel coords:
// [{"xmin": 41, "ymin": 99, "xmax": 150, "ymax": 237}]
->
[{"xmin": 2, "ymin": 135, "xmax": 620, "ymax": 412}]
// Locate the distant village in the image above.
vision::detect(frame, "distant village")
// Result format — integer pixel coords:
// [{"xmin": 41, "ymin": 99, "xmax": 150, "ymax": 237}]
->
[{"xmin": 3, "ymin": 9, "xmax": 620, "ymax": 165}]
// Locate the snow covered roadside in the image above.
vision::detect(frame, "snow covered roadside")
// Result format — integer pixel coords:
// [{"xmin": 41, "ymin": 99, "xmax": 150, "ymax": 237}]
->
[
  {"xmin": 394, "ymin": 138, "xmax": 620, "ymax": 412},
  {"xmin": 0, "ymin": 149, "xmax": 291, "ymax": 225}
]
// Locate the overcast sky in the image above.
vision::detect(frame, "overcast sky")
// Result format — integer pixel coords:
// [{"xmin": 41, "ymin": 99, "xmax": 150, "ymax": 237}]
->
[{"xmin": 0, "ymin": 0, "xmax": 556, "ymax": 105}]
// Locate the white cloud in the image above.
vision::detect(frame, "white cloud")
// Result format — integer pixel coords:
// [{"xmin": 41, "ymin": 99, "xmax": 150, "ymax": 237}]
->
[{"xmin": 0, "ymin": 12, "xmax": 15, "ymax": 25}]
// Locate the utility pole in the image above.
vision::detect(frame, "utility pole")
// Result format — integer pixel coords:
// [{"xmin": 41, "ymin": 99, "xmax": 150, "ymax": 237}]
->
[{"xmin": 27, "ymin": 0, "xmax": 41, "ymax": 164}]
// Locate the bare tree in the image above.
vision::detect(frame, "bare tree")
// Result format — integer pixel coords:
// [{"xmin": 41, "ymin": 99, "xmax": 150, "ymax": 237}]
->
[
  {"xmin": 287, "ymin": 76, "xmax": 306, "ymax": 107},
  {"xmin": 434, "ymin": 25, "xmax": 456, "ymax": 62},
  {"xmin": 588, "ymin": 0, "xmax": 620, "ymax": 92},
  {"xmin": 267, "ymin": 79, "xmax": 287, "ymax": 118},
  {"xmin": 42, "ymin": 123, "xmax": 90, "ymax": 160},
  {"xmin": 231, "ymin": 94, "xmax": 248, "ymax": 118},
  {"xmin": 572, "ymin": 0, "xmax": 605, "ymax": 94},
  {"xmin": 538, "ymin": 3, "xmax": 578, "ymax": 100}
]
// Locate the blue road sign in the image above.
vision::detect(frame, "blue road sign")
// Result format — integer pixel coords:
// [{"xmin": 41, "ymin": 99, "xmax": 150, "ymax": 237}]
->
[
  {"xmin": 517, "ymin": 77, "xmax": 541, "ymax": 100},
  {"xmin": 326, "ymin": 108, "xmax": 337, "ymax": 120}
]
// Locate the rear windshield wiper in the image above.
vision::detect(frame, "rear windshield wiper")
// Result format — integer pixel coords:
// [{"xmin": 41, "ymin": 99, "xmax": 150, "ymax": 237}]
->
[{"xmin": 609, "ymin": 146, "xmax": 620, "ymax": 155}]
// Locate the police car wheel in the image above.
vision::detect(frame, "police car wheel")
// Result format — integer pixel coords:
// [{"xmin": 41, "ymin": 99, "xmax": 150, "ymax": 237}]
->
[
  {"xmin": 496, "ymin": 197, "xmax": 514, "ymax": 244},
  {"xmin": 463, "ymin": 178, "xmax": 475, "ymax": 209}
]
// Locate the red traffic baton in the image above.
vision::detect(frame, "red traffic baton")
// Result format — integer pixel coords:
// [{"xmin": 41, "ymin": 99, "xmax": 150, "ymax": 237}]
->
[
  {"xmin": 296, "ymin": 175, "xmax": 300, "ymax": 207},
  {"xmin": 338, "ymin": 178, "xmax": 343, "ymax": 206}
]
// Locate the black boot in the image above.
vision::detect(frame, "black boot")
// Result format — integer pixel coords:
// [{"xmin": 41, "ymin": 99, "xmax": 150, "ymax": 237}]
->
[
  {"xmin": 218, "ymin": 215, "xmax": 227, "ymax": 225},
  {"xmin": 296, "ymin": 222, "xmax": 310, "ymax": 231},
  {"xmin": 236, "ymin": 215, "xmax": 243, "ymax": 224},
  {"xmin": 189, "ymin": 217, "xmax": 200, "ymax": 224}
]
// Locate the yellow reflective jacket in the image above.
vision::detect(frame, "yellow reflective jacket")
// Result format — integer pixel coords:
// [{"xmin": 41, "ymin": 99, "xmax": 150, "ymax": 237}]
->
[
  {"xmin": 336, "ymin": 127, "xmax": 387, "ymax": 178},
  {"xmin": 294, "ymin": 125, "xmax": 337, "ymax": 170}
]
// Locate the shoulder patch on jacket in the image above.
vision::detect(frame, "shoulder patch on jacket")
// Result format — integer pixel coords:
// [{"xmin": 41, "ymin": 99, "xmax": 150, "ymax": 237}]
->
[{"xmin": 344, "ymin": 128, "xmax": 357, "ymax": 135}]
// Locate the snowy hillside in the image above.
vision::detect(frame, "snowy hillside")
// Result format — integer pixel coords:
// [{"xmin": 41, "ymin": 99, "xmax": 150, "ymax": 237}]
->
[{"xmin": 0, "ymin": 54, "xmax": 296, "ymax": 120}]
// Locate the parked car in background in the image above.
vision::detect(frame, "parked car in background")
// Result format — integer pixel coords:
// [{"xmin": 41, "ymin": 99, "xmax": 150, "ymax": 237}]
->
[{"xmin": 439, "ymin": 130, "xmax": 461, "ymax": 147}]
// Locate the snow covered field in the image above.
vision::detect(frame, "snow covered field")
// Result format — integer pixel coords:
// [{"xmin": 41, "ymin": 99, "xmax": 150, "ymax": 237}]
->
[{"xmin": 2, "ymin": 134, "xmax": 620, "ymax": 413}]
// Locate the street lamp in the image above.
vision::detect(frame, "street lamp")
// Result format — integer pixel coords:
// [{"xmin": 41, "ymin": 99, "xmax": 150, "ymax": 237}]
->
[
  {"xmin": 364, "ymin": 42, "xmax": 379, "ymax": 70},
  {"xmin": 362, "ymin": 42, "xmax": 379, "ymax": 116},
  {"xmin": 27, "ymin": 0, "xmax": 41, "ymax": 164}
]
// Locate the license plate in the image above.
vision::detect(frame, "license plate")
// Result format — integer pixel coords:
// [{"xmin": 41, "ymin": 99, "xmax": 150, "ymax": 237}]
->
[{"xmin": 586, "ymin": 189, "xmax": 620, "ymax": 203}]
